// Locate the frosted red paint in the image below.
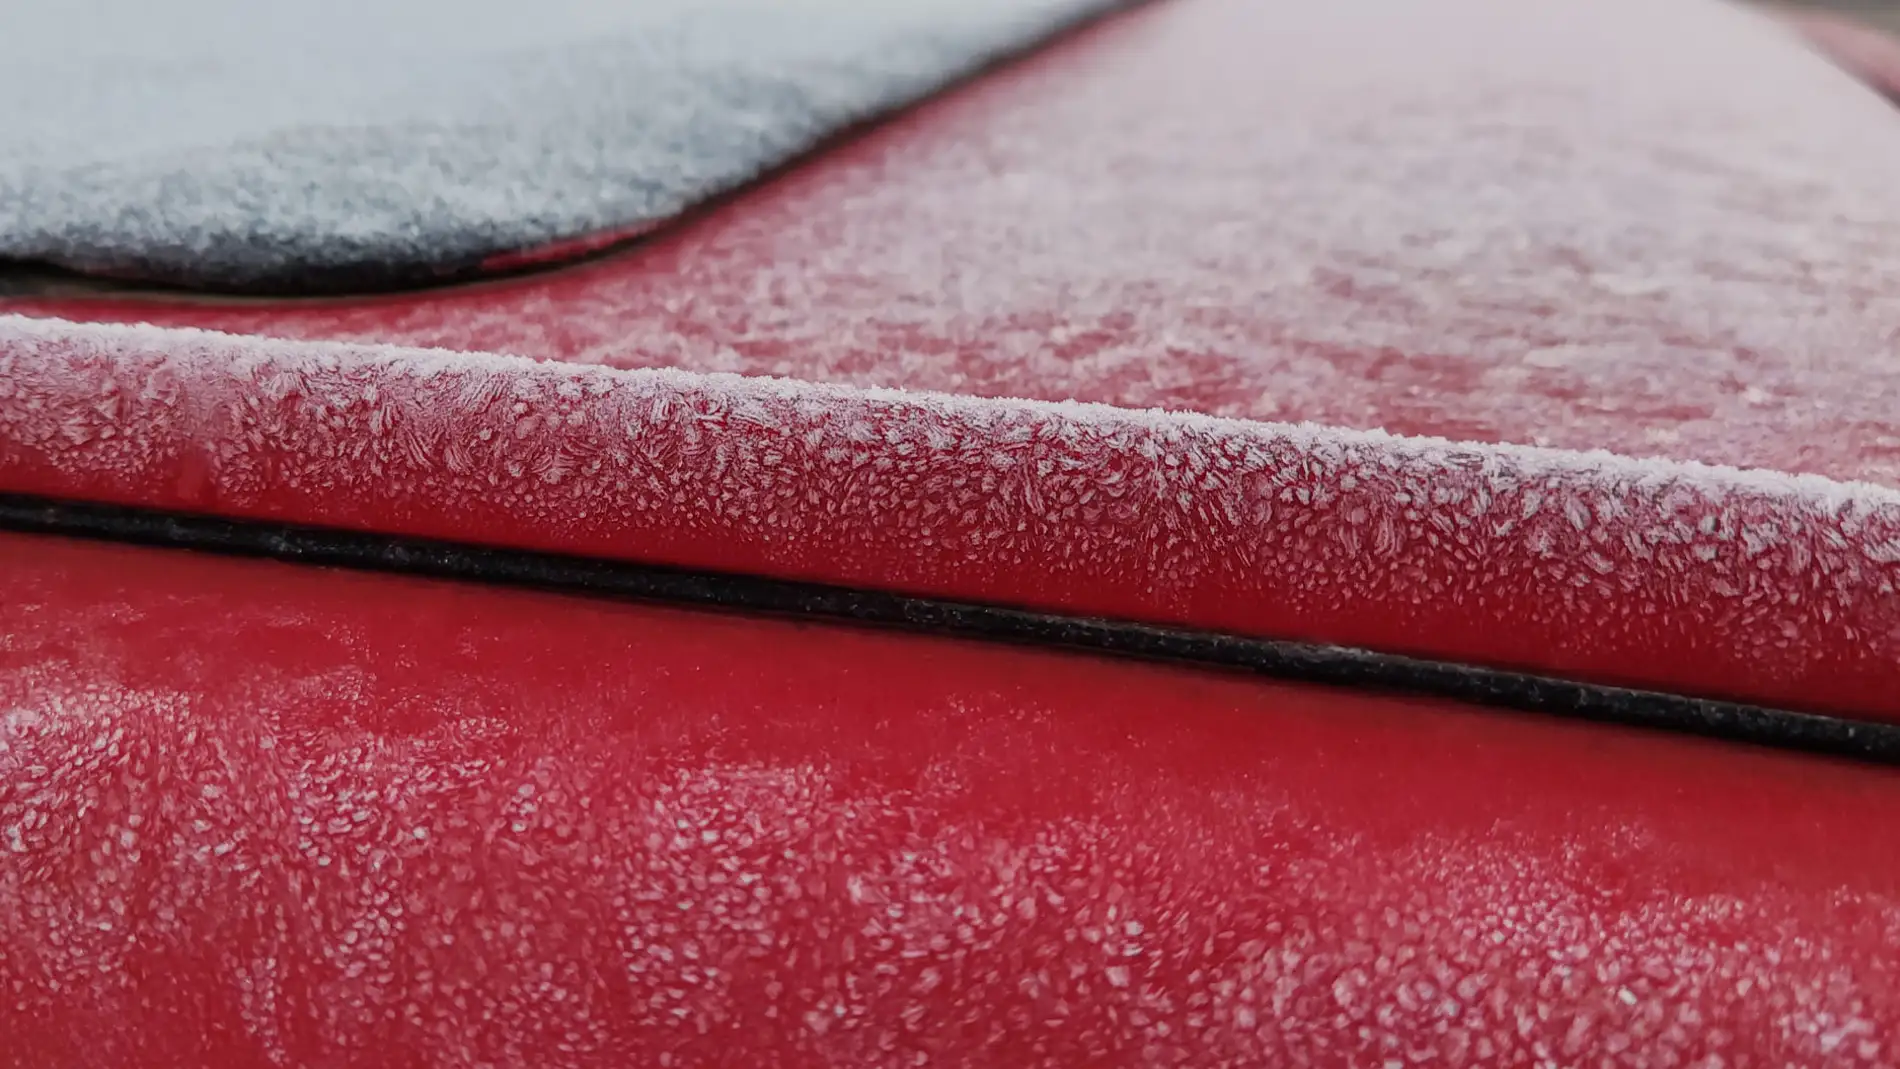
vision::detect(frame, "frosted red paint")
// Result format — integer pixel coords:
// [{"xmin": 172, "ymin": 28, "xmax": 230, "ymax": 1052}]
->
[
  {"xmin": 8, "ymin": 0, "xmax": 1900, "ymax": 721},
  {"xmin": 1779, "ymin": 8, "xmax": 1900, "ymax": 101},
  {"xmin": 6, "ymin": 316, "xmax": 1900, "ymax": 723},
  {"xmin": 12, "ymin": 0, "xmax": 1900, "ymax": 713},
  {"xmin": 14, "ymin": 0, "xmax": 1900, "ymax": 486},
  {"xmin": 6, "ymin": 2, "xmax": 1900, "ymax": 1065},
  {"xmin": 3, "ymin": 530, "xmax": 1899, "ymax": 1068}
]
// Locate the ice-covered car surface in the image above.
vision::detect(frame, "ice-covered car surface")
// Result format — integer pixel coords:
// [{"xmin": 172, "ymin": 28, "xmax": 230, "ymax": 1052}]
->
[
  {"xmin": 0, "ymin": 0, "xmax": 1129, "ymax": 291},
  {"xmin": 4, "ymin": 0, "xmax": 1900, "ymax": 1066}
]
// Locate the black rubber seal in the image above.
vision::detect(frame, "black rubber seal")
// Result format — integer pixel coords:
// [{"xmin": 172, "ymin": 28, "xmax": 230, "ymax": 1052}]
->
[{"xmin": 5, "ymin": 492, "xmax": 1899, "ymax": 765}]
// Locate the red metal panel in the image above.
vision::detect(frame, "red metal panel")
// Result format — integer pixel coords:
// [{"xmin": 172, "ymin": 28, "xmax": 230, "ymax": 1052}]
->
[
  {"xmin": 3, "ymin": 532, "xmax": 1898, "ymax": 1066},
  {"xmin": 5, "ymin": 317, "xmax": 1897, "ymax": 721},
  {"xmin": 16, "ymin": 0, "xmax": 1900, "ymax": 485},
  {"xmin": 9, "ymin": 0, "xmax": 1900, "ymax": 720}
]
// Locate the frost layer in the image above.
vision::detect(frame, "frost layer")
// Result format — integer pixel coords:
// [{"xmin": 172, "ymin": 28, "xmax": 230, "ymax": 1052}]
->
[
  {"xmin": 4, "ymin": 315, "xmax": 1898, "ymax": 720},
  {"xmin": 0, "ymin": 0, "xmax": 1122, "ymax": 290},
  {"xmin": 3, "ymin": 536, "xmax": 1898, "ymax": 1068},
  {"xmin": 27, "ymin": 0, "xmax": 1900, "ymax": 485}
]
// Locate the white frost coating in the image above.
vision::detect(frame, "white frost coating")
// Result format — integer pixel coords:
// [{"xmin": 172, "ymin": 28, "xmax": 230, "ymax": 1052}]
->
[
  {"xmin": 61, "ymin": 0, "xmax": 1900, "ymax": 486},
  {"xmin": 3, "ymin": 314, "xmax": 1899, "ymax": 714},
  {"xmin": 6, "ymin": 313, "xmax": 1897, "ymax": 502},
  {"xmin": 2, "ymin": 604, "xmax": 1897, "ymax": 1068},
  {"xmin": 0, "ymin": 0, "xmax": 1122, "ymax": 288}
]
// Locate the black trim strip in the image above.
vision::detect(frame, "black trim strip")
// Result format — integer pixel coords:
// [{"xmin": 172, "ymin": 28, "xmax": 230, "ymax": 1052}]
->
[{"xmin": 5, "ymin": 492, "xmax": 1899, "ymax": 765}]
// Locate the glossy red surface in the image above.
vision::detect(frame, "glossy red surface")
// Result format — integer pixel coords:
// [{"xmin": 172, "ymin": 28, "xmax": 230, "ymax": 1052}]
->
[{"xmin": 3, "ymin": 531, "xmax": 1900, "ymax": 1067}]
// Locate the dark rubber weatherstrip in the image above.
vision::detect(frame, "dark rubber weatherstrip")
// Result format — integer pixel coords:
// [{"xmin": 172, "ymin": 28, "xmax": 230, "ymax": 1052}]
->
[{"xmin": 5, "ymin": 492, "xmax": 1897, "ymax": 766}]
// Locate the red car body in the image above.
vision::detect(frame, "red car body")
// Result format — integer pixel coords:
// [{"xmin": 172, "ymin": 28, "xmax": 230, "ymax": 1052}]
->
[{"xmin": 4, "ymin": 1, "xmax": 1900, "ymax": 1065}]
